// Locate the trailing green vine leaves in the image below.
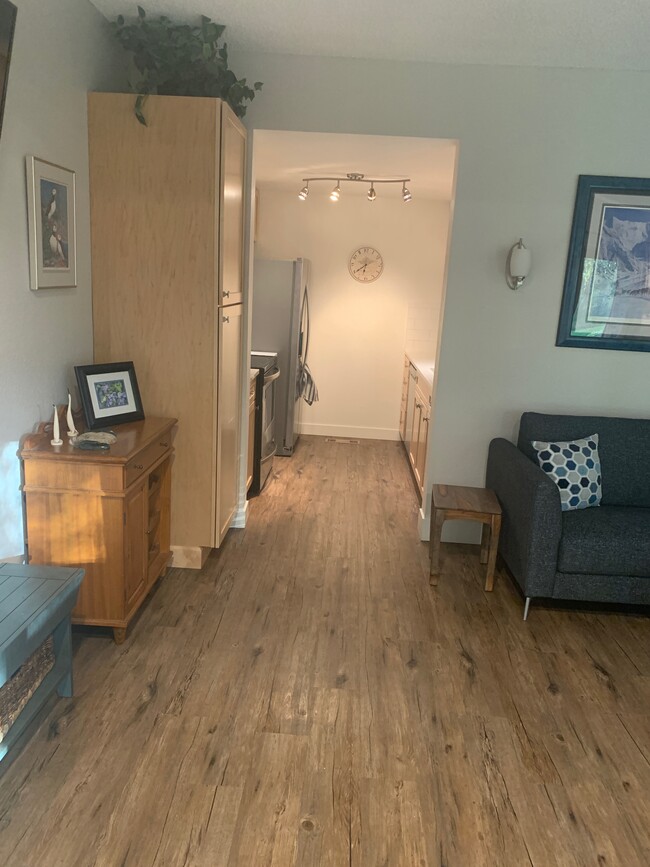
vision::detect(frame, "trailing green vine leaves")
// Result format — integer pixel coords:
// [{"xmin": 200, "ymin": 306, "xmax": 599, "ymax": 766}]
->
[{"xmin": 112, "ymin": 7, "xmax": 263, "ymax": 125}]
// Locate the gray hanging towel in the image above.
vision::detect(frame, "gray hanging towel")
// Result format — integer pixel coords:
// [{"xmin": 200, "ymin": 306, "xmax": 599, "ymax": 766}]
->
[{"xmin": 298, "ymin": 361, "xmax": 319, "ymax": 406}]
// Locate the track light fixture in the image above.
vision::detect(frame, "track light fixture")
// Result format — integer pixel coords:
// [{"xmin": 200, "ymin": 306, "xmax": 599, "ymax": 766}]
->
[{"xmin": 298, "ymin": 172, "xmax": 412, "ymax": 203}]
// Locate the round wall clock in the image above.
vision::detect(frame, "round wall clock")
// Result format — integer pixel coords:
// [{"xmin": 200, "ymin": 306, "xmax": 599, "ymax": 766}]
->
[{"xmin": 348, "ymin": 246, "xmax": 383, "ymax": 283}]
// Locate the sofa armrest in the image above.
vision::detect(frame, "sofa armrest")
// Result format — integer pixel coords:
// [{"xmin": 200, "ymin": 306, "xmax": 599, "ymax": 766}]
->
[{"xmin": 486, "ymin": 438, "xmax": 562, "ymax": 598}]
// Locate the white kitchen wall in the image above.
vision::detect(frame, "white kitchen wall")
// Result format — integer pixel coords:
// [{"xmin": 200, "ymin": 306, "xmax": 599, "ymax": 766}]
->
[
  {"xmin": 255, "ymin": 188, "xmax": 450, "ymax": 440},
  {"xmin": 0, "ymin": 0, "xmax": 122, "ymax": 559},
  {"xmin": 235, "ymin": 52, "xmax": 650, "ymax": 540}
]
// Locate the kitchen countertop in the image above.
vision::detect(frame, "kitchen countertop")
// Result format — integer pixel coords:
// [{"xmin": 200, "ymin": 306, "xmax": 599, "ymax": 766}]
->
[{"xmin": 405, "ymin": 352, "xmax": 435, "ymax": 390}]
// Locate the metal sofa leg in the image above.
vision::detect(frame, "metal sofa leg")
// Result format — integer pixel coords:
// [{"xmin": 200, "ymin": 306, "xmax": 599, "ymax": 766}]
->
[{"xmin": 523, "ymin": 597, "xmax": 531, "ymax": 621}]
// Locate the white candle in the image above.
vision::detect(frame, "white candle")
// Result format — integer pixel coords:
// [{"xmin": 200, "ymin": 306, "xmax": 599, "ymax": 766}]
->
[
  {"xmin": 66, "ymin": 391, "xmax": 78, "ymax": 437},
  {"xmin": 51, "ymin": 404, "xmax": 62, "ymax": 446}
]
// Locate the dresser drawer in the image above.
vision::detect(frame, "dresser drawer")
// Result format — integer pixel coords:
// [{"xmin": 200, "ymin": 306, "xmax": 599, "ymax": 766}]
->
[{"xmin": 124, "ymin": 437, "xmax": 171, "ymax": 487}]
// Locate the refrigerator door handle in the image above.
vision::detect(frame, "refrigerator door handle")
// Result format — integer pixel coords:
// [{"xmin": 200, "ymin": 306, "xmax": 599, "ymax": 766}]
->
[{"xmin": 300, "ymin": 288, "xmax": 310, "ymax": 364}]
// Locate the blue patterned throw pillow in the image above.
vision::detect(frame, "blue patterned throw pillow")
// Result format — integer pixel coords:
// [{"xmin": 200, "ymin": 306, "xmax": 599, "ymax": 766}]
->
[{"xmin": 531, "ymin": 434, "xmax": 602, "ymax": 511}]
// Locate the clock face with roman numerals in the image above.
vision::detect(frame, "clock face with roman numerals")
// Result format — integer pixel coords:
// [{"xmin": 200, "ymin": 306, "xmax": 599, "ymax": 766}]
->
[{"xmin": 348, "ymin": 246, "xmax": 383, "ymax": 283}]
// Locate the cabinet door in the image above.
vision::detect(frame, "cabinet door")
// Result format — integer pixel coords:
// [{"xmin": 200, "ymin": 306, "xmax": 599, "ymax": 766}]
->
[
  {"xmin": 219, "ymin": 104, "xmax": 246, "ymax": 306},
  {"xmin": 216, "ymin": 303, "xmax": 243, "ymax": 543},
  {"xmin": 408, "ymin": 397, "xmax": 422, "ymax": 469},
  {"xmin": 415, "ymin": 402, "xmax": 430, "ymax": 494},
  {"xmin": 124, "ymin": 481, "xmax": 147, "ymax": 609},
  {"xmin": 405, "ymin": 365, "xmax": 418, "ymax": 455},
  {"xmin": 399, "ymin": 358, "xmax": 410, "ymax": 442}
]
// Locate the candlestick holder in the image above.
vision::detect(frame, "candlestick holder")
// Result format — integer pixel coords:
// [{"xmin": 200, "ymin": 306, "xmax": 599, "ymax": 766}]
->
[
  {"xmin": 50, "ymin": 404, "xmax": 63, "ymax": 446},
  {"xmin": 66, "ymin": 391, "xmax": 78, "ymax": 438}
]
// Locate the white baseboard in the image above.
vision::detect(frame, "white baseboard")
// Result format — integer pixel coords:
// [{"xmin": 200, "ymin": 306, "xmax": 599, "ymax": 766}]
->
[
  {"xmin": 0, "ymin": 554, "xmax": 26, "ymax": 565},
  {"xmin": 298, "ymin": 422, "xmax": 400, "ymax": 442},
  {"xmin": 170, "ymin": 546, "xmax": 211, "ymax": 569},
  {"xmin": 231, "ymin": 499, "xmax": 249, "ymax": 528}
]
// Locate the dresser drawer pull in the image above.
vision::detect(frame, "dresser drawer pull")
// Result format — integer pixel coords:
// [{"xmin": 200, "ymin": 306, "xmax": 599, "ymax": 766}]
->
[
  {"xmin": 159, "ymin": 442, "xmax": 168, "ymax": 447},
  {"xmin": 133, "ymin": 463, "xmax": 144, "ymax": 470}
]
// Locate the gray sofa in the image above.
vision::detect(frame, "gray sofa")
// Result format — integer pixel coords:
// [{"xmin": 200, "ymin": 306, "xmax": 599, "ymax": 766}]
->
[{"xmin": 486, "ymin": 412, "xmax": 650, "ymax": 618}]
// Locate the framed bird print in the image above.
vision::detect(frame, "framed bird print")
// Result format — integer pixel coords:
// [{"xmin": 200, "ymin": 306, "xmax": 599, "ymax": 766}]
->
[{"xmin": 26, "ymin": 156, "xmax": 77, "ymax": 290}]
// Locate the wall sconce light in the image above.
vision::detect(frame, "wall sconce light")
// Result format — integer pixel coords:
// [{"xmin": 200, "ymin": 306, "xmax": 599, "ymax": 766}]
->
[{"xmin": 506, "ymin": 238, "xmax": 531, "ymax": 290}]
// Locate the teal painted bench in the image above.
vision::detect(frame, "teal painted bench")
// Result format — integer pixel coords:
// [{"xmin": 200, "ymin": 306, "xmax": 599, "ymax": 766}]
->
[{"xmin": 0, "ymin": 564, "xmax": 84, "ymax": 766}]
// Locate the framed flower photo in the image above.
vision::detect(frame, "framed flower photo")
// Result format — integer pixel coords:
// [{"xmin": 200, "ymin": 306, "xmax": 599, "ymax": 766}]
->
[
  {"xmin": 557, "ymin": 174, "xmax": 650, "ymax": 352},
  {"xmin": 26, "ymin": 156, "xmax": 77, "ymax": 290},
  {"xmin": 74, "ymin": 362, "xmax": 145, "ymax": 430}
]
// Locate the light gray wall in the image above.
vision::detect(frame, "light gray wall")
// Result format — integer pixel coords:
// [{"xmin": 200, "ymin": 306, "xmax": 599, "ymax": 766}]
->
[
  {"xmin": 234, "ymin": 52, "xmax": 650, "ymax": 539},
  {"xmin": 0, "ymin": 0, "xmax": 122, "ymax": 558}
]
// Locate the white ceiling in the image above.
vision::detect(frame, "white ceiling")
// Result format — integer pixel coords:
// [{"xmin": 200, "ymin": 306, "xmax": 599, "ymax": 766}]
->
[
  {"xmin": 253, "ymin": 131, "xmax": 457, "ymax": 201},
  {"xmin": 91, "ymin": 0, "xmax": 650, "ymax": 70}
]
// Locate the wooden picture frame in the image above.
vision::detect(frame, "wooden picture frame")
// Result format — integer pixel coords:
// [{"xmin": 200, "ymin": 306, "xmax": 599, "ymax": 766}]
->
[
  {"xmin": 557, "ymin": 174, "xmax": 650, "ymax": 352},
  {"xmin": 26, "ymin": 156, "xmax": 77, "ymax": 291},
  {"xmin": 74, "ymin": 362, "xmax": 144, "ymax": 430}
]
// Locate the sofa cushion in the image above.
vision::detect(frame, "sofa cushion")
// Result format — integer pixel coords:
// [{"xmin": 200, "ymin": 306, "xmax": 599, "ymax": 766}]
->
[
  {"xmin": 518, "ymin": 412, "xmax": 650, "ymax": 508},
  {"xmin": 532, "ymin": 434, "xmax": 602, "ymax": 511},
  {"xmin": 558, "ymin": 505, "xmax": 650, "ymax": 577}
]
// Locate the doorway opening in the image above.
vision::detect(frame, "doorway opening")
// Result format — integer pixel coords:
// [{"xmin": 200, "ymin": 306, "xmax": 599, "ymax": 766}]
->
[{"xmin": 246, "ymin": 130, "xmax": 458, "ymax": 538}]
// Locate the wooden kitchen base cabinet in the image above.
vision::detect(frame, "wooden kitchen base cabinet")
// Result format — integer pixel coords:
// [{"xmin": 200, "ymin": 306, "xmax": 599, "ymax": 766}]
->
[
  {"xmin": 400, "ymin": 355, "xmax": 431, "ymax": 502},
  {"xmin": 20, "ymin": 418, "xmax": 176, "ymax": 644}
]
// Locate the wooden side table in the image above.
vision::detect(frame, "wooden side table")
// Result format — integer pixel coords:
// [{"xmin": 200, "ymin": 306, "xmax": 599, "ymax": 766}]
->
[
  {"xmin": 429, "ymin": 484, "xmax": 502, "ymax": 591},
  {"xmin": 20, "ymin": 417, "xmax": 176, "ymax": 644}
]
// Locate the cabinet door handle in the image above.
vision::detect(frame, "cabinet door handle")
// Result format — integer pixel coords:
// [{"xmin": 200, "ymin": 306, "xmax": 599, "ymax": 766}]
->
[
  {"xmin": 222, "ymin": 315, "xmax": 230, "ymax": 323},
  {"xmin": 223, "ymin": 290, "xmax": 230, "ymax": 298},
  {"xmin": 159, "ymin": 441, "xmax": 168, "ymax": 447},
  {"xmin": 133, "ymin": 463, "xmax": 144, "ymax": 470}
]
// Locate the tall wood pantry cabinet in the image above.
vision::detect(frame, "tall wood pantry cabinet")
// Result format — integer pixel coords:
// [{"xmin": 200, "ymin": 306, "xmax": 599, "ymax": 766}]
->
[{"xmin": 88, "ymin": 93, "xmax": 247, "ymax": 567}]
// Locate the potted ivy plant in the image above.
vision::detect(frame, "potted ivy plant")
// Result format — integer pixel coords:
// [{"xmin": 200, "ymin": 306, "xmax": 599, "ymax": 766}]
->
[{"xmin": 112, "ymin": 6, "xmax": 262, "ymax": 125}]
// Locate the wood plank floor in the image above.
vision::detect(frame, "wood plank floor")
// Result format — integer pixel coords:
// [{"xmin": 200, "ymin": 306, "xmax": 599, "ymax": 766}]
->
[{"xmin": 1, "ymin": 435, "xmax": 649, "ymax": 866}]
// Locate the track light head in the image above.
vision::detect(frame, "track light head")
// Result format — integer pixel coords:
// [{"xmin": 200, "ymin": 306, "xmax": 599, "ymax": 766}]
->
[
  {"xmin": 402, "ymin": 183, "xmax": 412, "ymax": 203},
  {"xmin": 329, "ymin": 182, "xmax": 341, "ymax": 202},
  {"xmin": 367, "ymin": 184, "xmax": 376, "ymax": 202},
  {"xmin": 298, "ymin": 183, "xmax": 309, "ymax": 201}
]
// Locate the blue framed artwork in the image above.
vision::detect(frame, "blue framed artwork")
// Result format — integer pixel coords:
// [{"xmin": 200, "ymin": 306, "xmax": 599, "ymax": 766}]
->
[{"xmin": 557, "ymin": 174, "xmax": 650, "ymax": 352}]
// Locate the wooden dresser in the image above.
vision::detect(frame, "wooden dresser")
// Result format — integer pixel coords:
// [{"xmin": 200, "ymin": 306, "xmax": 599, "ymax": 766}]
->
[{"xmin": 20, "ymin": 418, "xmax": 176, "ymax": 644}]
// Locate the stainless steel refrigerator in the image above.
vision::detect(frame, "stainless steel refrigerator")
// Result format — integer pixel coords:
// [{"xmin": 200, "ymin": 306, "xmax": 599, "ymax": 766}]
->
[{"xmin": 252, "ymin": 258, "xmax": 316, "ymax": 456}]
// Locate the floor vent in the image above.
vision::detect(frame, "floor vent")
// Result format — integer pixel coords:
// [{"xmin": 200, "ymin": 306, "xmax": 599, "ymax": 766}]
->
[{"xmin": 325, "ymin": 437, "xmax": 360, "ymax": 444}]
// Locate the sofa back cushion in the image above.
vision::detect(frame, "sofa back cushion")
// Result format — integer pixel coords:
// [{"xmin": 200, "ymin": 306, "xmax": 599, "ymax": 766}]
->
[{"xmin": 518, "ymin": 412, "xmax": 650, "ymax": 508}]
